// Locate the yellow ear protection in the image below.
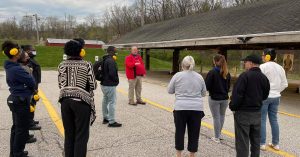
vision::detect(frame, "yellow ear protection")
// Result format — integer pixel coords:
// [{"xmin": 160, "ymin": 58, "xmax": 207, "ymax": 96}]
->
[
  {"xmin": 33, "ymin": 94, "xmax": 40, "ymax": 101},
  {"xmin": 113, "ymin": 55, "xmax": 117, "ymax": 61},
  {"xmin": 30, "ymin": 105, "xmax": 35, "ymax": 113},
  {"xmin": 9, "ymin": 48, "xmax": 19, "ymax": 56},
  {"xmin": 265, "ymin": 54, "xmax": 271, "ymax": 62},
  {"xmin": 263, "ymin": 48, "xmax": 276, "ymax": 62},
  {"xmin": 71, "ymin": 39, "xmax": 85, "ymax": 57},
  {"xmin": 80, "ymin": 49, "xmax": 86, "ymax": 57}
]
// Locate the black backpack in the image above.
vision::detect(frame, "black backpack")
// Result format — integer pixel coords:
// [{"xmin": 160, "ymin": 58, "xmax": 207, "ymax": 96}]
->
[{"xmin": 93, "ymin": 59, "xmax": 104, "ymax": 81}]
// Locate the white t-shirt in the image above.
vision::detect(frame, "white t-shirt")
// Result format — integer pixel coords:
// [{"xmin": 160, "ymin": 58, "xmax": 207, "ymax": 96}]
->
[{"xmin": 260, "ymin": 62, "xmax": 288, "ymax": 98}]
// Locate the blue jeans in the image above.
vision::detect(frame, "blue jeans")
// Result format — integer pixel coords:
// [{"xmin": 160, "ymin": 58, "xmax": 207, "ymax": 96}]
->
[
  {"xmin": 260, "ymin": 97, "xmax": 280, "ymax": 145},
  {"xmin": 101, "ymin": 86, "xmax": 117, "ymax": 124}
]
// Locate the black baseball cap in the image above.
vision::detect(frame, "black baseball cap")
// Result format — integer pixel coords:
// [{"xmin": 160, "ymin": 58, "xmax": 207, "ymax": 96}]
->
[
  {"xmin": 106, "ymin": 46, "xmax": 116, "ymax": 55},
  {"xmin": 242, "ymin": 54, "xmax": 262, "ymax": 64}
]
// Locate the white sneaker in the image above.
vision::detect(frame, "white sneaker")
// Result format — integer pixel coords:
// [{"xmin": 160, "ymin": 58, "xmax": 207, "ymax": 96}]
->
[
  {"xmin": 269, "ymin": 143, "xmax": 280, "ymax": 151},
  {"xmin": 219, "ymin": 135, "xmax": 224, "ymax": 140},
  {"xmin": 211, "ymin": 137, "xmax": 220, "ymax": 143},
  {"xmin": 260, "ymin": 145, "xmax": 266, "ymax": 151}
]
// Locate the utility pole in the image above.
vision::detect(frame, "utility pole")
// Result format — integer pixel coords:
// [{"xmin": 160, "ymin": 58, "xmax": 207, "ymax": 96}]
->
[
  {"xmin": 33, "ymin": 14, "xmax": 40, "ymax": 44},
  {"xmin": 64, "ymin": 13, "xmax": 66, "ymax": 38},
  {"xmin": 141, "ymin": 0, "xmax": 145, "ymax": 26}
]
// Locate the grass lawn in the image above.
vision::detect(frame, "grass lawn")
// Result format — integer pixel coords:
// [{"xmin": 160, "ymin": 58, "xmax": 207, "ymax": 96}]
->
[
  {"xmin": 0, "ymin": 45, "xmax": 299, "ymax": 80},
  {"xmin": 0, "ymin": 46, "xmax": 173, "ymax": 71}
]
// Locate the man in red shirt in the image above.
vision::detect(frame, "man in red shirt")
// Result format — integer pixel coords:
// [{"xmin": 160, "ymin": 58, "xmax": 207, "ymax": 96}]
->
[{"xmin": 125, "ymin": 46, "xmax": 146, "ymax": 105}]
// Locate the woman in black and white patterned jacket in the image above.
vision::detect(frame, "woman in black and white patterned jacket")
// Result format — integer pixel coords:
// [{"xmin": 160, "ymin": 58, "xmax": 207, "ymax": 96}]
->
[{"xmin": 58, "ymin": 39, "xmax": 97, "ymax": 157}]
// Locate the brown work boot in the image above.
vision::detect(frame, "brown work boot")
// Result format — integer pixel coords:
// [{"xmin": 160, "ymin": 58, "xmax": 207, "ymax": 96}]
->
[{"xmin": 136, "ymin": 100, "xmax": 146, "ymax": 105}]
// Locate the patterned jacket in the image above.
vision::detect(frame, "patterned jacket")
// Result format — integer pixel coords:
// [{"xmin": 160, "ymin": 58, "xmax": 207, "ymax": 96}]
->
[{"xmin": 58, "ymin": 59, "xmax": 97, "ymax": 125}]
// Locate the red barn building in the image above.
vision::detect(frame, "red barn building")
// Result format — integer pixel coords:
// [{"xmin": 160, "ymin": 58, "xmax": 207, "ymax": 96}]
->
[{"xmin": 46, "ymin": 38, "xmax": 105, "ymax": 48}]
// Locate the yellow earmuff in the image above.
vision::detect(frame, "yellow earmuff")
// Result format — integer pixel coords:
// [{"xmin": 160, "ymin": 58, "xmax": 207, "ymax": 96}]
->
[
  {"xmin": 113, "ymin": 55, "xmax": 117, "ymax": 61},
  {"xmin": 33, "ymin": 94, "xmax": 40, "ymax": 101},
  {"xmin": 265, "ymin": 54, "xmax": 271, "ymax": 62},
  {"xmin": 9, "ymin": 48, "xmax": 19, "ymax": 56},
  {"xmin": 80, "ymin": 49, "xmax": 86, "ymax": 57},
  {"xmin": 30, "ymin": 105, "xmax": 35, "ymax": 112}
]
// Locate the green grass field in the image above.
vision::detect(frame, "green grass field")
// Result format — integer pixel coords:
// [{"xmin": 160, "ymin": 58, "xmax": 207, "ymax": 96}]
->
[
  {"xmin": 0, "ymin": 46, "xmax": 172, "ymax": 71},
  {"xmin": 1, "ymin": 45, "xmax": 299, "ymax": 80}
]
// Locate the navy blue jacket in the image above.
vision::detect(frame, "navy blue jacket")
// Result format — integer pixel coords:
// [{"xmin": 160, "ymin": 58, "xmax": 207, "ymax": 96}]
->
[
  {"xmin": 4, "ymin": 60, "xmax": 36, "ymax": 97},
  {"xmin": 229, "ymin": 67, "xmax": 270, "ymax": 112}
]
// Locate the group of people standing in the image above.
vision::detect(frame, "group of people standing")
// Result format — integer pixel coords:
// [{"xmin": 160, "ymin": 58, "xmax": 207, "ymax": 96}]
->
[
  {"xmin": 2, "ymin": 40, "xmax": 41, "ymax": 157},
  {"xmin": 3, "ymin": 37, "xmax": 287, "ymax": 157},
  {"xmin": 57, "ymin": 40, "xmax": 146, "ymax": 157},
  {"xmin": 168, "ymin": 49, "xmax": 287, "ymax": 157}
]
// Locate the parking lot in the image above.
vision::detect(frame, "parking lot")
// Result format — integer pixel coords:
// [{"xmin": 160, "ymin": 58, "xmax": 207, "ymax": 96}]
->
[{"xmin": 0, "ymin": 71, "xmax": 299, "ymax": 157}]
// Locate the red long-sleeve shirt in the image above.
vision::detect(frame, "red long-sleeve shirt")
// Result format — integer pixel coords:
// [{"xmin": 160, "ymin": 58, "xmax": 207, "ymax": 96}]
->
[{"xmin": 125, "ymin": 54, "xmax": 146, "ymax": 79}]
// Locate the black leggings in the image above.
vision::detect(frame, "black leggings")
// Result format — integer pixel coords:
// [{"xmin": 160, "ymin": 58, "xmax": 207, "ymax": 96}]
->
[{"xmin": 173, "ymin": 110, "xmax": 205, "ymax": 152}]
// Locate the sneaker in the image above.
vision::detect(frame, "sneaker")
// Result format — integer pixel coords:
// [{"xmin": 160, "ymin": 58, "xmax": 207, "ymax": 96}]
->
[
  {"xmin": 102, "ymin": 119, "xmax": 109, "ymax": 124},
  {"xmin": 29, "ymin": 125, "xmax": 41, "ymax": 130},
  {"xmin": 28, "ymin": 134, "xmax": 34, "ymax": 139},
  {"xmin": 219, "ymin": 135, "xmax": 224, "ymax": 141},
  {"xmin": 26, "ymin": 137, "xmax": 37, "ymax": 143},
  {"xmin": 269, "ymin": 143, "xmax": 280, "ymax": 151},
  {"xmin": 128, "ymin": 102, "xmax": 137, "ymax": 106},
  {"xmin": 211, "ymin": 137, "xmax": 220, "ymax": 143},
  {"xmin": 9, "ymin": 151, "xmax": 28, "ymax": 157},
  {"xmin": 136, "ymin": 100, "xmax": 146, "ymax": 105},
  {"xmin": 108, "ymin": 122, "xmax": 122, "ymax": 127},
  {"xmin": 23, "ymin": 151, "xmax": 28, "ymax": 156},
  {"xmin": 21, "ymin": 151, "xmax": 29, "ymax": 157},
  {"xmin": 260, "ymin": 145, "xmax": 267, "ymax": 151}
]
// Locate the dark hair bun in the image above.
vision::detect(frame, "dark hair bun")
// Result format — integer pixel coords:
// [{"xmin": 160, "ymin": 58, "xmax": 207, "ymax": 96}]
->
[
  {"xmin": 1, "ymin": 40, "xmax": 18, "ymax": 59},
  {"xmin": 64, "ymin": 40, "xmax": 81, "ymax": 56},
  {"xmin": 73, "ymin": 38, "xmax": 85, "ymax": 49}
]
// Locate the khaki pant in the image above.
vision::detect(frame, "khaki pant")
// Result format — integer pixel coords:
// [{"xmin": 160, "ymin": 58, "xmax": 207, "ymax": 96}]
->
[{"xmin": 128, "ymin": 76, "xmax": 143, "ymax": 103}]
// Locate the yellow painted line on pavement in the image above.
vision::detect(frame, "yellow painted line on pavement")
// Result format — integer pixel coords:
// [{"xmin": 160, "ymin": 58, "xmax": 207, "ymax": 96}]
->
[
  {"xmin": 117, "ymin": 88, "xmax": 295, "ymax": 157},
  {"xmin": 278, "ymin": 111, "xmax": 300, "ymax": 119},
  {"xmin": 39, "ymin": 89, "xmax": 64, "ymax": 137}
]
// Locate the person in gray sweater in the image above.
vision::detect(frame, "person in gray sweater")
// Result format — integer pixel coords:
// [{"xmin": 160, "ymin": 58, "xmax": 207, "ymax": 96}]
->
[{"xmin": 168, "ymin": 56, "xmax": 206, "ymax": 157}]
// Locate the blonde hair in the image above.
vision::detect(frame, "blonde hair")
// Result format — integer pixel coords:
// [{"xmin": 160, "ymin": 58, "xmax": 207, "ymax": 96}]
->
[
  {"xmin": 181, "ymin": 56, "xmax": 195, "ymax": 71},
  {"xmin": 213, "ymin": 54, "xmax": 228, "ymax": 79}
]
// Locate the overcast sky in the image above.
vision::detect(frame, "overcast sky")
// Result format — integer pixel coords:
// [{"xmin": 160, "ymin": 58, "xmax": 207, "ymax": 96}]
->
[{"xmin": 0, "ymin": 0, "xmax": 135, "ymax": 22}]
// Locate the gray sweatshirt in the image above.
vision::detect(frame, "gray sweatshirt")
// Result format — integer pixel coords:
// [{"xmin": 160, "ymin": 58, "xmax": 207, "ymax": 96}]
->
[{"xmin": 168, "ymin": 71, "xmax": 206, "ymax": 111}]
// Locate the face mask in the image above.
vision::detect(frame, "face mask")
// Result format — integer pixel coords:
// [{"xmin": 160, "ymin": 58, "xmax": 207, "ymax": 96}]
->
[{"xmin": 31, "ymin": 51, "xmax": 37, "ymax": 56}]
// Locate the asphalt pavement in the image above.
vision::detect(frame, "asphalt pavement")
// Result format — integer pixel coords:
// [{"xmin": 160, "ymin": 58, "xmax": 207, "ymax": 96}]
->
[{"xmin": 0, "ymin": 71, "xmax": 299, "ymax": 157}]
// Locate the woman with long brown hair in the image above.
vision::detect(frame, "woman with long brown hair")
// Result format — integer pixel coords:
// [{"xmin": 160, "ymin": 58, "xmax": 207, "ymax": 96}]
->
[{"xmin": 205, "ymin": 54, "xmax": 231, "ymax": 143}]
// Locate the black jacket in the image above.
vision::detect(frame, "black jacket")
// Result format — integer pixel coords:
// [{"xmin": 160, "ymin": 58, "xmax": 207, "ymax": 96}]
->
[
  {"xmin": 28, "ymin": 58, "xmax": 41, "ymax": 89},
  {"xmin": 205, "ymin": 67, "xmax": 231, "ymax": 100},
  {"xmin": 229, "ymin": 67, "xmax": 270, "ymax": 112},
  {"xmin": 101, "ymin": 55, "xmax": 119, "ymax": 86}
]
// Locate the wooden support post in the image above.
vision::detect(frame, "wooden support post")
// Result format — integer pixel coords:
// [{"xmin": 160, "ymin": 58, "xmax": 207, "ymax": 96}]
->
[
  {"xmin": 172, "ymin": 49, "xmax": 180, "ymax": 74},
  {"xmin": 140, "ymin": 49, "xmax": 144, "ymax": 59},
  {"xmin": 145, "ymin": 49, "xmax": 150, "ymax": 71}
]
